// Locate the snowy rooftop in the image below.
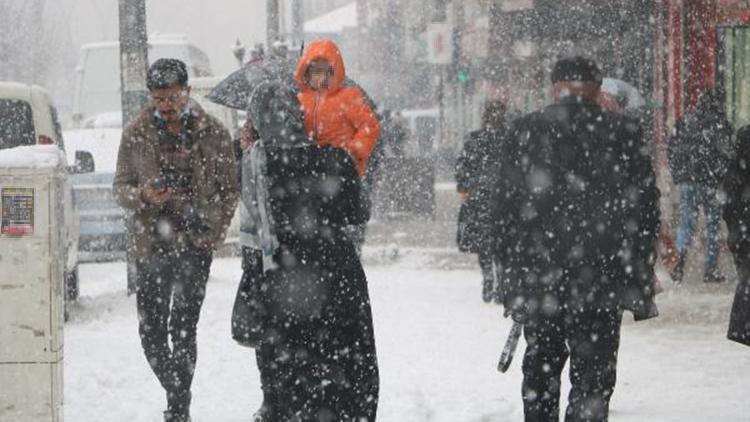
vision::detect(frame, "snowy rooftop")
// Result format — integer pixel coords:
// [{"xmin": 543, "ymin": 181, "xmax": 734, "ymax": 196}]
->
[{"xmin": 0, "ymin": 145, "xmax": 66, "ymax": 169}]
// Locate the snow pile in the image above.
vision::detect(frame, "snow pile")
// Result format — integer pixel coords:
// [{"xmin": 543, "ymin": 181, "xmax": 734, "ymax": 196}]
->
[
  {"xmin": 0, "ymin": 145, "xmax": 66, "ymax": 169},
  {"xmin": 65, "ymin": 255, "xmax": 750, "ymax": 421}
]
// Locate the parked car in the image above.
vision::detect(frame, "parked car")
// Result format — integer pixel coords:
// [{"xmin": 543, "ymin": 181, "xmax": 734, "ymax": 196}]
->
[{"xmin": 0, "ymin": 82, "xmax": 94, "ymax": 317}]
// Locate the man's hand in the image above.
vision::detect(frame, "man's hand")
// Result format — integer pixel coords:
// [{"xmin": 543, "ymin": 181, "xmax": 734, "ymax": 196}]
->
[{"xmin": 141, "ymin": 184, "xmax": 173, "ymax": 205}]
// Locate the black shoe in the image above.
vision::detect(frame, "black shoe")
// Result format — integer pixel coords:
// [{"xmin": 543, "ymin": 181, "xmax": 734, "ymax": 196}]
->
[
  {"xmin": 704, "ymin": 269, "xmax": 726, "ymax": 283},
  {"xmin": 671, "ymin": 254, "xmax": 686, "ymax": 284}
]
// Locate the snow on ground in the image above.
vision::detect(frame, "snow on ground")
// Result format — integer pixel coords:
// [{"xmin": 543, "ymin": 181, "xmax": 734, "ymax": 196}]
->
[{"xmin": 65, "ymin": 249, "xmax": 750, "ymax": 422}]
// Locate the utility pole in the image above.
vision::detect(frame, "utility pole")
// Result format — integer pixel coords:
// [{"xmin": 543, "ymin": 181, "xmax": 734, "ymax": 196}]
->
[
  {"xmin": 267, "ymin": 0, "xmax": 280, "ymax": 47},
  {"xmin": 118, "ymin": 0, "xmax": 149, "ymax": 128},
  {"xmin": 291, "ymin": 0, "xmax": 304, "ymax": 49}
]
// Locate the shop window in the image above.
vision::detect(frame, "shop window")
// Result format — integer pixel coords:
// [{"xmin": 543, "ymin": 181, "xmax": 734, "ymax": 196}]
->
[{"xmin": 721, "ymin": 26, "xmax": 750, "ymax": 128}]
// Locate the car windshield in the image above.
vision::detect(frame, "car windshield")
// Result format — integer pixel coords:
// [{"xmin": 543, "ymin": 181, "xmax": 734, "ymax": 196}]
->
[{"xmin": 0, "ymin": 99, "xmax": 35, "ymax": 149}]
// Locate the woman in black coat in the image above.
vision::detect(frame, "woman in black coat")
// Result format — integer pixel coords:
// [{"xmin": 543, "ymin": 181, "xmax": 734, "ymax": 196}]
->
[
  {"xmin": 245, "ymin": 78, "xmax": 379, "ymax": 421},
  {"xmin": 722, "ymin": 125, "xmax": 750, "ymax": 347},
  {"xmin": 455, "ymin": 100, "xmax": 511, "ymax": 303}
]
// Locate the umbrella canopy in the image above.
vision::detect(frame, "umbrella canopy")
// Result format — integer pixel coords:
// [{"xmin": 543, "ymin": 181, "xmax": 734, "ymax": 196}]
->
[
  {"xmin": 208, "ymin": 57, "xmax": 309, "ymax": 148},
  {"xmin": 207, "ymin": 57, "xmax": 298, "ymax": 112}
]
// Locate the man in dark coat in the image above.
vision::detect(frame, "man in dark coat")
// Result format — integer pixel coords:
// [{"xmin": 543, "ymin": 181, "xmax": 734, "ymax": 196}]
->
[
  {"xmin": 456, "ymin": 100, "xmax": 510, "ymax": 302},
  {"xmin": 722, "ymin": 125, "xmax": 750, "ymax": 347},
  {"xmin": 667, "ymin": 88, "xmax": 734, "ymax": 283},
  {"xmin": 243, "ymin": 74, "xmax": 379, "ymax": 421},
  {"xmin": 493, "ymin": 57, "xmax": 660, "ymax": 421}
]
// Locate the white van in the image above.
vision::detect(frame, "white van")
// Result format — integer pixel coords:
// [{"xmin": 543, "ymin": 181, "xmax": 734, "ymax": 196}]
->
[
  {"xmin": 72, "ymin": 34, "xmax": 212, "ymax": 126},
  {"xmin": 0, "ymin": 82, "xmax": 91, "ymax": 314}
]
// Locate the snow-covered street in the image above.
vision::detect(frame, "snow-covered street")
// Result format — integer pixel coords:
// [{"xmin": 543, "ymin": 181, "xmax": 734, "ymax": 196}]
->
[{"xmin": 65, "ymin": 249, "xmax": 750, "ymax": 422}]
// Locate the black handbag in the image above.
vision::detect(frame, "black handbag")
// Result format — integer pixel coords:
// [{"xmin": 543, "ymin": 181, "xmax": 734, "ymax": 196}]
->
[{"xmin": 231, "ymin": 248, "xmax": 266, "ymax": 347}]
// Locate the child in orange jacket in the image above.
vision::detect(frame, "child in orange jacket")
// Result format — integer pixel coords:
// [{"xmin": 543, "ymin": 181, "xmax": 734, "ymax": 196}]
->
[{"xmin": 294, "ymin": 39, "xmax": 380, "ymax": 176}]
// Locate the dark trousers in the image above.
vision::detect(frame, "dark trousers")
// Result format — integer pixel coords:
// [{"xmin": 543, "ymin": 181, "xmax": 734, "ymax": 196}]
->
[
  {"xmin": 479, "ymin": 249, "xmax": 494, "ymax": 282},
  {"xmin": 136, "ymin": 245, "xmax": 212, "ymax": 417},
  {"xmin": 239, "ymin": 247, "xmax": 278, "ymax": 414},
  {"xmin": 522, "ymin": 307, "xmax": 622, "ymax": 422}
]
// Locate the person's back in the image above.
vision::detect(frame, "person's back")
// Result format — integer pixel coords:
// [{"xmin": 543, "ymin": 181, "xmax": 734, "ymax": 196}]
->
[
  {"xmin": 668, "ymin": 90, "xmax": 733, "ymax": 187},
  {"xmin": 239, "ymin": 72, "xmax": 379, "ymax": 421},
  {"xmin": 495, "ymin": 57, "xmax": 659, "ymax": 422},
  {"xmin": 667, "ymin": 89, "xmax": 734, "ymax": 283},
  {"xmin": 265, "ymin": 144, "xmax": 368, "ymax": 250},
  {"xmin": 456, "ymin": 100, "xmax": 511, "ymax": 302},
  {"xmin": 506, "ymin": 98, "xmax": 656, "ymax": 291}
]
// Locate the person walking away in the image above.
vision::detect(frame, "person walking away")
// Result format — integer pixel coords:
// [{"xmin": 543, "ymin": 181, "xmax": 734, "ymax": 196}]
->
[
  {"xmin": 494, "ymin": 56, "xmax": 660, "ymax": 421},
  {"xmin": 243, "ymin": 71, "xmax": 379, "ymax": 421},
  {"xmin": 113, "ymin": 58, "xmax": 239, "ymax": 422},
  {"xmin": 667, "ymin": 88, "xmax": 734, "ymax": 283},
  {"xmin": 456, "ymin": 100, "xmax": 511, "ymax": 303},
  {"xmin": 722, "ymin": 125, "xmax": 750, "ymax": 347}
]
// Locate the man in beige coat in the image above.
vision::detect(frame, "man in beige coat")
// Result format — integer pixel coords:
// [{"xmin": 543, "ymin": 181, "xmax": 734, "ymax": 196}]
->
[{"xmin": 113, "ymin": 58, "xmax": 238, "ymax": 422}]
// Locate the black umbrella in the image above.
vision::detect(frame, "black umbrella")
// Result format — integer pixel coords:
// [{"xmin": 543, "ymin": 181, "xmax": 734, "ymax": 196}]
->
[
  {"xmin": 209, "ymin": 57, "xmax": 309, "ymax": 148},
  {"xmin": 207, "ymin": 57, "xmax": 298, "ymax": 112}
]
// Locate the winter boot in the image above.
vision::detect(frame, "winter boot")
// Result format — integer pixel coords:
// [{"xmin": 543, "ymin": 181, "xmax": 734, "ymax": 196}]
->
[
  {"xmin": 670, "ymin": 254, "xmax": 687, "ymax": 284},
  {"xmin": 704, "ymin": 268, "xmax": 726, "ymax": 283}
]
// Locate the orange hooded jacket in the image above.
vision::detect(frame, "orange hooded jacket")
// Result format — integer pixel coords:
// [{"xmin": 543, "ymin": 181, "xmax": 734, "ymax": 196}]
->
[{"xmin": 294, "ymin": 39, "xmax": 380, "ymax": 175}]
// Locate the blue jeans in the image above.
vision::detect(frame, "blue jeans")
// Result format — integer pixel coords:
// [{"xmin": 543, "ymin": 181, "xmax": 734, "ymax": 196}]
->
[{"xmin": 676, "ymin": 183, "xmax": 720, "ymax": 272}]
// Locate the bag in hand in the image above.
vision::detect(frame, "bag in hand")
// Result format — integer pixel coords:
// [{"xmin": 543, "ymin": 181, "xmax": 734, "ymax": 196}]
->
[{"xmin": 232, "ymin": 248, "xmax": 267, "ymax": 347}]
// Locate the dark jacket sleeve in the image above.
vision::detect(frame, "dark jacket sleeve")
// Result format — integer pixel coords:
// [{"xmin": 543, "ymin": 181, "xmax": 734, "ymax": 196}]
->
[
  {"xmin": 622, "ymin": 120, "xmax": 661, "ymax": 321},
  {"xmin": 723, "ymin": 126, "xmax": 750, "ymax": 256},
  {"xmin": 330, "ymin": 149, "xmax": 369, "ymax": 227}
]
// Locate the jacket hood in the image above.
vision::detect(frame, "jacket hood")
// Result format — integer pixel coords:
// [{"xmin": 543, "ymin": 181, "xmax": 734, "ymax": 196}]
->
[{"xmin": 295, "ymin": 39, "xmax": 346, "ymax": 93}]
